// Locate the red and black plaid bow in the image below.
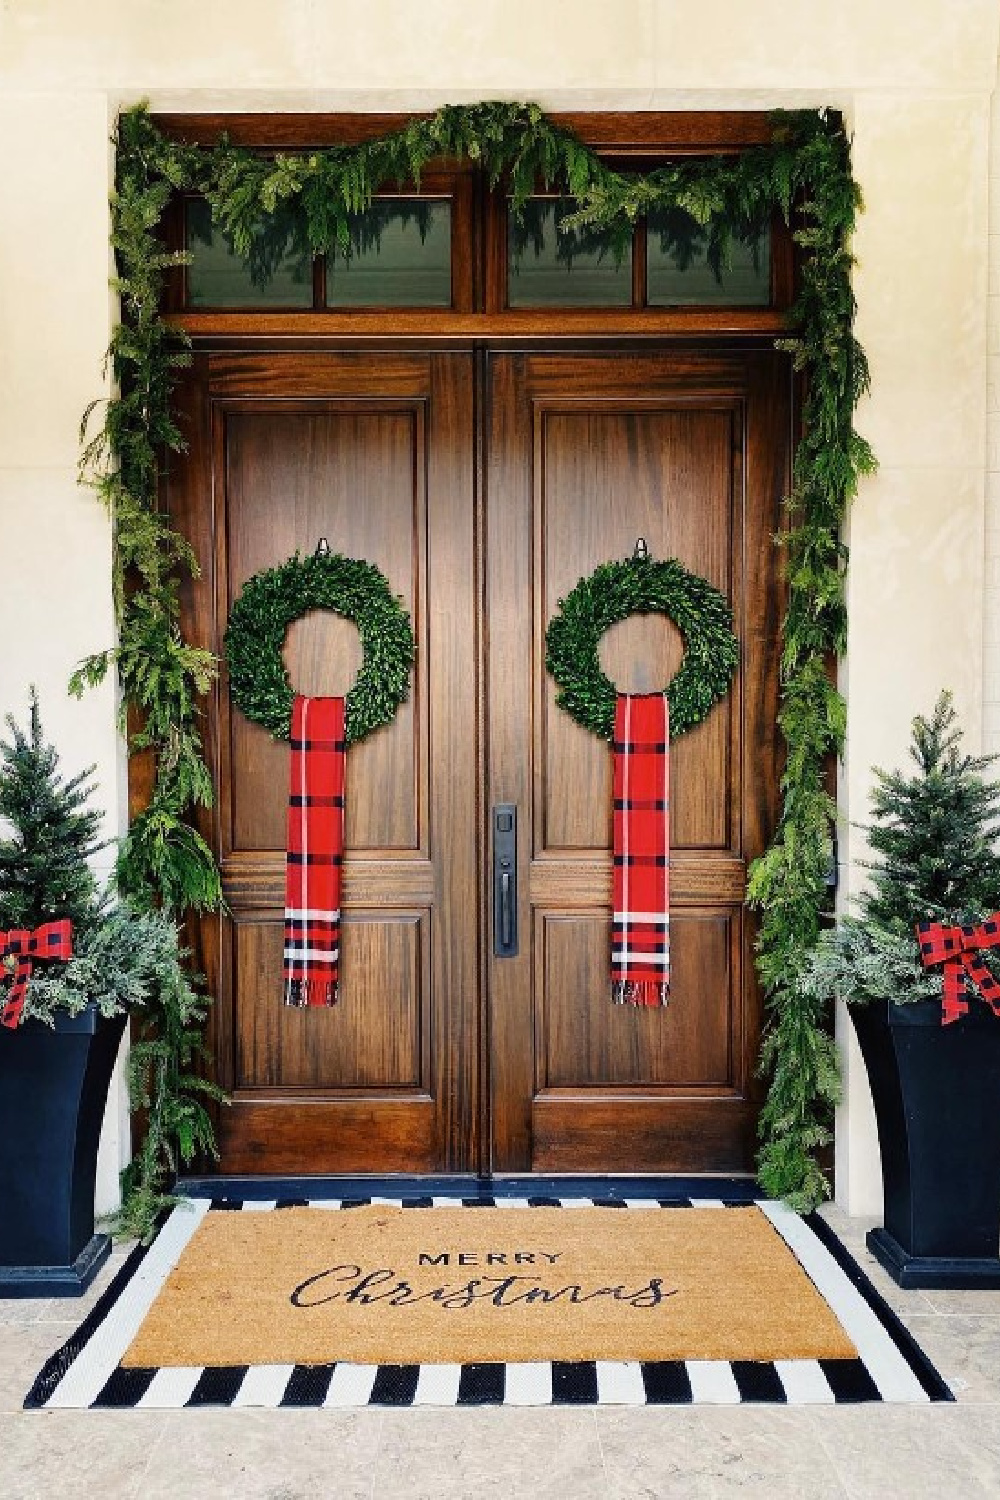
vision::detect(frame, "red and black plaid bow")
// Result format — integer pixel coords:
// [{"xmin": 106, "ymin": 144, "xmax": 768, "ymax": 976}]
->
[
  {"xmin": 0, "ymin": 919, "xmax": 74, "ymax": 1029},
  {"xmin": 915, "ymin": 914, "xmax": 1000, "ymax": 1025}
]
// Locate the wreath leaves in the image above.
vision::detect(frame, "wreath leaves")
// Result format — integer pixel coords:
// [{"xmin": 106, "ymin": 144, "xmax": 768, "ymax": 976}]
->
[
  {"xmin": 224, "ymin": 552, "xmax": 415, "ymax": 746},
  {"xmin": 545, "ymin": 556, "xmax": 739, "ymax": 741}
]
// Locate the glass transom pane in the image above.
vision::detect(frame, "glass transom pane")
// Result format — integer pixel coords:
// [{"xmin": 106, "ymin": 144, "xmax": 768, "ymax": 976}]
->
[
  {"xmin": 326, "ymin": 200, "xmax": 452, "ymax": 308},
  {"xmin": 185, "ymin": 199, "xmax": 313, "ymax": 308},
  {"xmin": 647, "ymin": 210, "xmax": 770, "ymax": 306},
  {"xmin": 508, "ymin": 198, "xmax": 632, "ymax": 308}
]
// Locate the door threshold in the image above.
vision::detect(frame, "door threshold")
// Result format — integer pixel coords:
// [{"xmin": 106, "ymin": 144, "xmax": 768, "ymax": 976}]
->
[{"xmin": 175, "ymin": 1173, "xmax": 760, "ymax": 1202}]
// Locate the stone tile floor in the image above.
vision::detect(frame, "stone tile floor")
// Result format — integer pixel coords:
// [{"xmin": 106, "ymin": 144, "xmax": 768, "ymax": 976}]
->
[{"xmin": 1, "ymin": 1204, "xmax": 999, "ymax": 1498}]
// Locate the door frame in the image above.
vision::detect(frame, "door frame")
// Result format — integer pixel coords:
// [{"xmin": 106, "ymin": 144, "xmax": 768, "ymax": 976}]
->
[{"xmin": 148, "ymin": 111, "xmax": 799, "ymax": 1179}]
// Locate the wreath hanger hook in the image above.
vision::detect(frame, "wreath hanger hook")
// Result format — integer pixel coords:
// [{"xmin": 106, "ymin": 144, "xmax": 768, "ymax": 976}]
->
[{"xmin": 632, "ymin": 536, "xmax": 650, "ymax": 562}]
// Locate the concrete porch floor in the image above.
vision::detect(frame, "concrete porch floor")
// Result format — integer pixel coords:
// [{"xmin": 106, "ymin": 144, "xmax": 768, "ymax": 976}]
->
[{"xmin": 1, "ymin": 1205, "xmax": 998, "ymax": 1499}]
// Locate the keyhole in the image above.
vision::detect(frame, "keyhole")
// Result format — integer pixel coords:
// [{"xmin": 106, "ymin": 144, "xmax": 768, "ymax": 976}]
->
[
  {"xmin": 598, "ymin": 614, "xmax": 684, "ymax": 695},
  {"xmin": 283, "ymin": 610, "xmax": 362, "ymax": 698}
]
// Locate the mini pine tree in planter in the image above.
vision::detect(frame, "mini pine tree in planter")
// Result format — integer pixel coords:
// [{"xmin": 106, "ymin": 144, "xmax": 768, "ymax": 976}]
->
[
  {"xmin": 0, "ymin": 691, "xmax": 106, "ymax": 937},
  {"xmin": 0, "ymin": 692, "xmax": 219, "ymax": 1294},
  {"xmin": 800, "ymin": 691, "xmax": 1000, "ymax": 1287}
]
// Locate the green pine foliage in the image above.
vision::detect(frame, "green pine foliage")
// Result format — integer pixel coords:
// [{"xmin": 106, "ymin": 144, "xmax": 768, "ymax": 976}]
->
[
  {"xmin": 756, "ymin": 989, "xmax": 841, "ymax": 1213},
  {"xmin": 864, "ymin": 693, "xmax": 1000, "ymax": 931},
  {"xmin": 116, "ymin": 950, "xmax": 226, "ymax": 1242},
  {"xmin": 801, "ymin": 693, "xmax": 1000, "ymax": 1018},
  {"xmin": 77, "ymin": 100, "xmax": 872, "ymax": 1219},
  {"xmin": 23, "ymin": 902, "xmax": 184, "ymax": 1019},
  {"xmin": 0, "ymin": 688, "xmax": 105, "ymax": 933}
]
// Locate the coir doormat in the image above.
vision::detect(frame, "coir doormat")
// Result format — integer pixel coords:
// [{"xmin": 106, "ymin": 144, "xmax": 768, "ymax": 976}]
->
[{"xmin": 26, "ymin": 1196, "xmax": 952, "ymax": 1408}]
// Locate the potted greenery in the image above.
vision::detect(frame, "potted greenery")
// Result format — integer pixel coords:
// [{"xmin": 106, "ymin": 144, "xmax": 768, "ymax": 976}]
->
[
  {"xmin": 0, "ymin": 692, "xmax": 214, "ymax": 1295},
  {"xmin": 800, "ymin": 692, "xmax": 1000, "ymax": 1288}
]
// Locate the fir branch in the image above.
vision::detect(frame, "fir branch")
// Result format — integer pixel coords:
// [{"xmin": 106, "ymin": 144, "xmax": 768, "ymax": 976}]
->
[{"xmin": 0, "ymin": 690, "xmax": 107, "ymax": 934}]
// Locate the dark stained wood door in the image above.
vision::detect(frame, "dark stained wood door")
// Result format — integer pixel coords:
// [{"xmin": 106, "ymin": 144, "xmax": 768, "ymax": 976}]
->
[
  {"xmin": 171, "ymin": 351, "xmax": 479, "ymax": 1174},
  {"xmin": 485, "ymin": 350, "xmax": 788, "ymax": 1173},
  {"xmin": 169, "ymin": 345, "xmax": 787, "ymax": 1177}
]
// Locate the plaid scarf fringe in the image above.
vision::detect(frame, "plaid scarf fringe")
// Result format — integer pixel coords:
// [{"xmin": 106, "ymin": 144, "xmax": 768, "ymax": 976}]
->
[
  {"xmin": 612, "ymin": 978, "xmax": 670, "ymax": 1008},
  {"xmin": 285, "ymin": 977, "xmax": 338, "ymax": 1008}
]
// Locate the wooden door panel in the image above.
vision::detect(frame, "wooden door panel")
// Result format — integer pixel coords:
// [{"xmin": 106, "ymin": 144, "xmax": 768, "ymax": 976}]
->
[
  {"xmin": 544, "ymin": 662, "xmax": 732, "ymax": 852},
  {"xmin": 536, "ymin": 911, "xmax": 734, "ymax": 1088},
  {"xmin": 539, "ymin": 407, "xmax": 736, "ymax": 856},
  {"xmin": 169, "ymin": 351, "xmax": 477, "ymax": 1174},
  {"xmin": 531, "ymin": 1097, "xmax": 756, "ymax": 1173},
  {"xmin": 487, "ymin": 350, "xmax": 787, "ymax": 1173},
  {"xmin": 224, "ymin": 406, "xmax": 424, "ymax": 855},
  {"xmin": 234, "ymin": 913, "xmax": 426, "ymax": 1090},
  {"xmin": 218, "ymin": 1099, "xmax": 439, "ymax": 1176}
]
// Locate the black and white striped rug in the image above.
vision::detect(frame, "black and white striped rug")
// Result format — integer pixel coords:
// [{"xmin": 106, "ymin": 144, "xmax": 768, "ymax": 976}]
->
[{"xmin": 25, "ymin": 1196, "xmax": 952, "ymax": 1409}]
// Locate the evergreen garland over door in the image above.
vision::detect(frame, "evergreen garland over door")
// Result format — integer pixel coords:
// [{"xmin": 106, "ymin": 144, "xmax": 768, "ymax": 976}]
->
[{"xmin": 168, "ymin": 345, "xmax": 787, "ymax": 1175}]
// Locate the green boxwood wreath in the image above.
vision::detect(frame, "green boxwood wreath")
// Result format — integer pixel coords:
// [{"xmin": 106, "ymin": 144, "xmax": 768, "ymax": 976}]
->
[
  {"xmin": 546, "ymin": 555, "xmax": 740, "ymax": 740},
  {"xmin": 224, "ymin": 551, "xmax": 415, "ymax": 745}
]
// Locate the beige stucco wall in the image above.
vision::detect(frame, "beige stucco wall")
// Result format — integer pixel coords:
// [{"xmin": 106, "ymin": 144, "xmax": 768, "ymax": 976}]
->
[
  {"xmin": 842, "ymin": 86, "xmax": 994, "ymax": 1211},
  {"xmin": 985, "ymin": 91, "xmax": 1000, "ymax": 752},
  {"xmin": 0, "ymin": 0, "xmax": 997, "ymax": 1216}
]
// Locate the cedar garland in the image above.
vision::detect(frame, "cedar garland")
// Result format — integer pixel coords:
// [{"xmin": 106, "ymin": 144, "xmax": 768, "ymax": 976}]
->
[{"xmin": 76, "ymin": 100, "xmax": 872, "ymax": 1229}]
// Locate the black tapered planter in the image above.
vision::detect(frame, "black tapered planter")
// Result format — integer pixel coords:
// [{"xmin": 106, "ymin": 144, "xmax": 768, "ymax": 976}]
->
[
  {"xmin": 851, "ymin": 997, "xmax": 1000, "ymax": 1288},
  {"xmin": 0, "ymin": 1006, "xmax": 126, "ymax": 1296}
]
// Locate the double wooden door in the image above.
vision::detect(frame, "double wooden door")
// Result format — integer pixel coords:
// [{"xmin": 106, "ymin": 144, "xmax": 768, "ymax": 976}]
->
[{"xmin": 170, "ymin": 346, "xmax": 788, "ymax": 1177}]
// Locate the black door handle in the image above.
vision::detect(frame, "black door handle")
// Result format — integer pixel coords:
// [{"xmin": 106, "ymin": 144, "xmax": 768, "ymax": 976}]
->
[
  {"xmin": 493, "ymin": 804, "xmax": 518, "ymax": 957},
  {"xmin": 500, "ymin": 871, "xmax": 512, "ymax": 948}
]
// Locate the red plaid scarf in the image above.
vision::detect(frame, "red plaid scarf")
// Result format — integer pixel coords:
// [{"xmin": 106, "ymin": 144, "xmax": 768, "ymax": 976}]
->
[
  {"xmin": 612, "ymin": 693, "xmax": 670, "ymax": 1006},
  {"xmin": 284, "ymin": 695, "xmax": 345, "ymax": 1008}
]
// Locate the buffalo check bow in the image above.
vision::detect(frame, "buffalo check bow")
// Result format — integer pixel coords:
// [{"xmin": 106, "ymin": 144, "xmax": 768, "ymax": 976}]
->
[
  {"xmin": 0, "ymin": 919, "xmax": 74, "ymax": 1029},
  {"xmin": 916, "ymin": 914, "xmax": 1000, "ymax": 1025}
]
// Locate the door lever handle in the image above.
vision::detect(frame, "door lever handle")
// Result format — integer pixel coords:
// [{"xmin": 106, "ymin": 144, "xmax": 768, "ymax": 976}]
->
[
  {"xmin": 493, "ymin": 804, "xmax": 518, "ymax": 957},
  {"xmin": 500, "ymin": 871, "xmax": 512, "ymax": 948}
]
